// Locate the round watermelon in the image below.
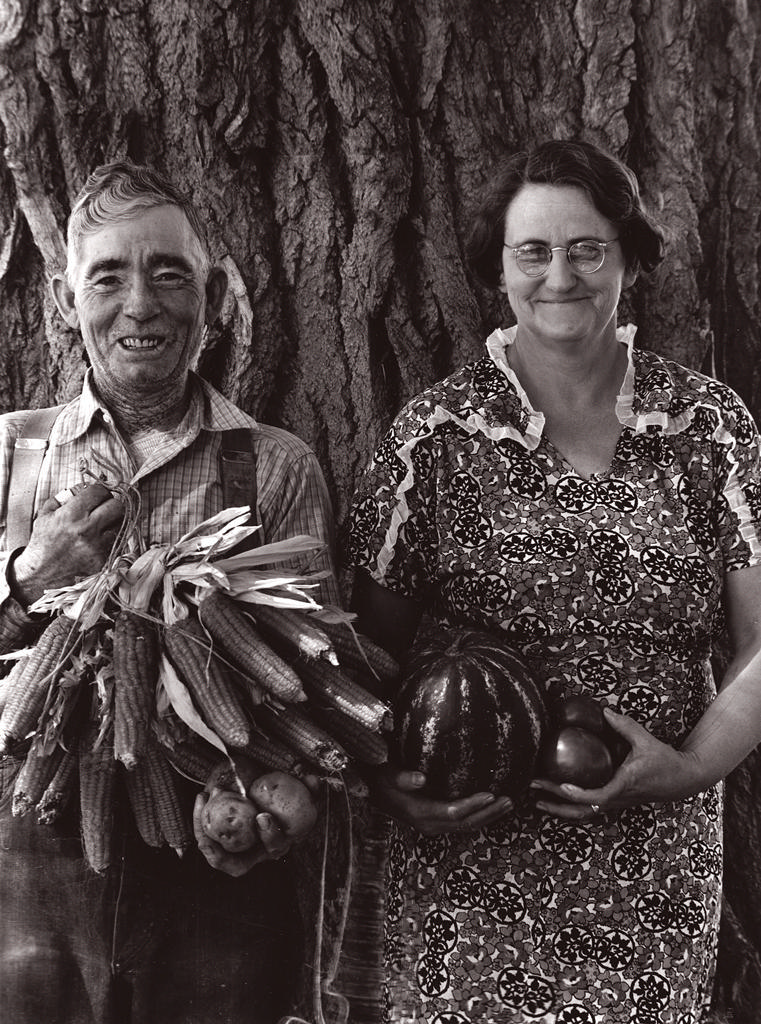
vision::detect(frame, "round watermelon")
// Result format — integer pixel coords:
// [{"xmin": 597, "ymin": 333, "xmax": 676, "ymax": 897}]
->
[{"xmin": 393, "ymin": 628, "xmax": 548, "ymax": 799}]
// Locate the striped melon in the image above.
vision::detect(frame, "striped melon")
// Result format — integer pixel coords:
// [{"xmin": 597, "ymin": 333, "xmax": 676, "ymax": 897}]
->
[{"xmin": 393, "ymin": 628, "xmax": 548, "ymax": 799}]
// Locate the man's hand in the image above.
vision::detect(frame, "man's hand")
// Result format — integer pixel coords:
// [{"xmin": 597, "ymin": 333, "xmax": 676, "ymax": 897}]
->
[
  {"xmin": 10, "ymin": 482, "xmax": 125, "ymax": 607},
  {"xmin": 369, "ymin": 764, "xmax": 513, "ymax": 837},
  {"xmin": 192, "ymin": 791, "xmax": 291, "ymax": 877}
]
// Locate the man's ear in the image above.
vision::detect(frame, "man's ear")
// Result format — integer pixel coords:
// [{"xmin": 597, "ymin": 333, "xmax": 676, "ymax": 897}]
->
[
  {"xmin": 204, "ymin": 266, "xmax": 228, "ymax": 325},
  {"xmin": 623, "ymin": 265, "xmax": 638, "ymax": 290},
  {"xmin": 498, "ymin": 268, "xmax": 508, "ymax": 294},
  {"xmin": 50, "ymin": 274, "xmax": 80, "ymax": 329}
]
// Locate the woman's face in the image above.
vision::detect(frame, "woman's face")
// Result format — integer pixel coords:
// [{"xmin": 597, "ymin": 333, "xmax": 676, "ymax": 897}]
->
[{"xmin": 500, "ymin": 184, "xmax": 636, "ymax": 350}]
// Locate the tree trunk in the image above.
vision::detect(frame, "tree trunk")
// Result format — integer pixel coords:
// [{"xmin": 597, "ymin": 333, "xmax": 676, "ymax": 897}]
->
[{"xmin": 1, "ymin": 0, "xmax": 760, "ymax": 1020}]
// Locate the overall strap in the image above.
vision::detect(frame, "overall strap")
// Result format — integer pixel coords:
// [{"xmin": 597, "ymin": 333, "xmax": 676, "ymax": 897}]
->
[
  {"xmin": 5, "ymin": 406, "xmax": 65, "ymax": 551},
  {"xmin": 219, "ymin": 427, "xmax": 260, "ymax": 547}
]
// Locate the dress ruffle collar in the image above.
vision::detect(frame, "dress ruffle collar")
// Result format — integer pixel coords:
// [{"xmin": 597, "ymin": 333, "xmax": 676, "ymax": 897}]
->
[{"xmin": 485, "ymin": 322, "xmax": 695, "ymax": 444}]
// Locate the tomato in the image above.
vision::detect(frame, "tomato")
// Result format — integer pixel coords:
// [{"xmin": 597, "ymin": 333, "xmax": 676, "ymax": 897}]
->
[
  {"xmin": 539, "ymin": 693, "xmax": 629, "ymax": 788},
  {"xmin": 554, "ymin": 693, "xmax": 609, "ymax": 735},
  {"xmin": 539, "ymin": 726, "xmax": 615, "ymax": 787}
]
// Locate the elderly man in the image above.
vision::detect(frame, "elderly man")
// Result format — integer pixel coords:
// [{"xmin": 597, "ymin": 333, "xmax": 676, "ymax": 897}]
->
[{"xmin": 0, "ymin": 163, "xmax": 338, "ymax": 1023}]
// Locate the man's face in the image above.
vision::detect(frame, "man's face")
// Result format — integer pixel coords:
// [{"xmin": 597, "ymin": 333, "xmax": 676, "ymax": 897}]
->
[{"xmin": 54, "ymin": 204, "xmax": 221, "ymax": 397}]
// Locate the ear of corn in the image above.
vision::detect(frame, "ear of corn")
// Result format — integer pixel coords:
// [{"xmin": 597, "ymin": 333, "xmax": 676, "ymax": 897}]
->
[
  {"xmin": 241, "ymin": 732, "xmax": 307, "ymax": 776},
  {"xmin": 165, "ymin": 739, "xmax": 220, "ymax": 784},
  {"xmin": 312, "ymin": 618, "xmax": 400, "ymax": 686},
  {"xmin": 113, "ymin": 610, "xmax": 160, "ymax": 770},
  {"xmin": 78, "ymin": 722, "xmax": 116, "ymax": 873},
  {"xmin": 163, "ymin": 617, "xmax": 251, "ymax": 749},
  {"xmin": 145, "ymin": 740, "xmax": 192, "ymax": 857},
  {"xmin": 225, "ymin": 664, "xmax": 266, "ymax": 708},
  {"xmin": 0, "ymin": 614, "xmax": 77, "ymax": 755},
  {"xmin": 293, "ymin": 656, "xmax": 392, "ymax": 733},
  {"xmin": 125, "ymin": 761, "xmax": 163, "ymax": 847},
  {"xmin": 0, "ymin": 673, "xmax": 11, "ymax": 717},
  {"xmin": 12, "ymin": 736, "xmax": 65, "ymax": 816},
  {"xmin": 254, "ymin": 703, "xmax": 349, "ymax": 773},
  {"xmin": 36, "ymin": 745, "xmax": 78, "ymax": 824},
  {"xmin": 308, "ymin": 703, "xmax": 389, "ymax": 766},
  {"xmin": 251, "ymin": 605, "xmax": 338, "ymax": 665},
  {"xmin": 198, "ymin": 591, "xmax": 306, "ymax": 703}
]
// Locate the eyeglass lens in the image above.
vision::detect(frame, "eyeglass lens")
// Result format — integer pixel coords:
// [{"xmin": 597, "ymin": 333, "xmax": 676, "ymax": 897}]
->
[{"xmin": 515, "ymin": 242, "xmax": 607, "ymax": 275}]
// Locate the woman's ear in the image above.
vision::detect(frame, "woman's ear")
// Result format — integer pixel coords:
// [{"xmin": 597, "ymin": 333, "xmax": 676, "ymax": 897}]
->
[
  {"xmin": 50, "ymin": 274, "xmax": 80, "ymax": 329},
  {"xmin": 623, "ymin": 264, "xmax": 639, "ymax": 290},
  {"xmin": 498, "ymin": 267, "xmax": 508, "ymax": 293},
  {"xmin": 204, "ymin": 266, "xmax": 228, "ymax": 325}
]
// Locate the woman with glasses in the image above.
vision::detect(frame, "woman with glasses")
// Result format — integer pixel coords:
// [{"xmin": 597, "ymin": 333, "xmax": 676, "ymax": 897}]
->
[{"xmin": 348, "ymin": 138, "xmax": 761, "ymax": 1021}]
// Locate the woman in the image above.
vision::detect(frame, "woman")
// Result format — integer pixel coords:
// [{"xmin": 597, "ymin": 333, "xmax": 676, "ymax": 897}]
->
[{"xmin": 348, "ymin": 139, "xmax": 761, "ymax": 1023}]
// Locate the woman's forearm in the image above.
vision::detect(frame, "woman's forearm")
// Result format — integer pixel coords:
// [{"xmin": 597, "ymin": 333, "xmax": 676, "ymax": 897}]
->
[{"xmin": 679, "ymin": 647, "xmax": 761, "ymax": 787}]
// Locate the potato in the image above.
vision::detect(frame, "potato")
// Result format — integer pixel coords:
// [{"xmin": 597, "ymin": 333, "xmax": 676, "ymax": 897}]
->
[
  {"xmin": 204, "ymin": 752, "xmax": 259, "ymax": 796},
  {"xmin": 202, "ymin": 790, "xmax": 262, "ymax": 853},
  {"xmin": 248, "ymin": 771, "xmax": 318, "ymax": 840},
  {"xmin": 201, "ymin": 764, "xmax": 317, "ymax": 853}
]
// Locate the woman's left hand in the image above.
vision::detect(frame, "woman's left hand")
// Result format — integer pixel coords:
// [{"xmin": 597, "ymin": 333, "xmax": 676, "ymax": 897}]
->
[{"xmin": 530, "ymin": 708, "xmax": 704, "ymax": 821}]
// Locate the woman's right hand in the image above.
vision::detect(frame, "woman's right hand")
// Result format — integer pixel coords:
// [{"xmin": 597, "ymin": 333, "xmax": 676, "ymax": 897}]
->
[{"xmin": 369, "ymin": 764, "xmax": 513, "ymax": 837}]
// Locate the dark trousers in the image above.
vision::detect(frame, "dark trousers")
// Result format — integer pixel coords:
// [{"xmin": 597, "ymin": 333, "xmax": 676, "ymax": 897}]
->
[{"xmin": 0, "ymin": 761, "xmax": 303, "ymax": 1024}]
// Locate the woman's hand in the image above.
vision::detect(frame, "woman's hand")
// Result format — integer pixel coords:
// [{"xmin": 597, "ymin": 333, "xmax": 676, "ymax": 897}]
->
[
  {"xmin": 369, "ymin": 764, "xmax": 513, "ymax": 837},
  {"xmin": 192, "ymin": 790, "xmax": 291, "ymax": 877},
  {"xmin": 531, "ymin": 708, "xmax": 705, "ymax": 821}
]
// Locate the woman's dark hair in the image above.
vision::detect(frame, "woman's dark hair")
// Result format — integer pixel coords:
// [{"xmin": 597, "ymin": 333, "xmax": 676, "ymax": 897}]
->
[{"xmin": 465, "ymin": 139, "xmax": 666, "ymax": 288}]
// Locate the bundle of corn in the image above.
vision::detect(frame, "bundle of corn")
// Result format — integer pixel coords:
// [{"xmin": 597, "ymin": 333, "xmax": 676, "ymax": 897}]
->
[
  {"xmin": 160, "ymin": 594, "xmax": 396, "ymax": 778},
  {"xmin": 0, "ymin": 504, "xmax": 398, "ymax": 872}
]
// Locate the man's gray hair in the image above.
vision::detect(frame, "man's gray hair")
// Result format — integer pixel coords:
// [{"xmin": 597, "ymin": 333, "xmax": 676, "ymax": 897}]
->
[{"xmin": 67, "ymin": 161, "xmax": 210, "ymax": 276}]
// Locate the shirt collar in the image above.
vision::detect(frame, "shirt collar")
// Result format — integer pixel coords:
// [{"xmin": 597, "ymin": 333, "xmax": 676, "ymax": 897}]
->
[{"xmin": 52, "ymin": 369, "xmax": 256, "ymax": 446}]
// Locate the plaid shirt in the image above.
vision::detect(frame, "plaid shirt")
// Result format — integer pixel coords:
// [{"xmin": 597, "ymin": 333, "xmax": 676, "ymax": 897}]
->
[{"xmin": 0, "ymin": 370, "xmax": 338, "ymax": 615}]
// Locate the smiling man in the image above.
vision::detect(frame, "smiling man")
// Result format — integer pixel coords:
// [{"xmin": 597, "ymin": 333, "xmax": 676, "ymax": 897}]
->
[
  {"xmin": 0, "ymin": 163, "xmax": 338, "ymax": 1024},
  {"xmin": 52, "ymin": 199, "xmax": 224, "ymax": 417}
]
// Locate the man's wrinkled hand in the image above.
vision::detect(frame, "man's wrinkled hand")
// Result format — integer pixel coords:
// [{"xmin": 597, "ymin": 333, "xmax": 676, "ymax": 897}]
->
[
  {"xmin": 192, "ymin": 791, "xmax": 292, "ymax": 877},
  {"xmin": 10, "ymin": 481, "xmax": 125, "ymax": 607}
]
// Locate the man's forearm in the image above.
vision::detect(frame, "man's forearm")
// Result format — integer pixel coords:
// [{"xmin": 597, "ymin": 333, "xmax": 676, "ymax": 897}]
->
[
  {"xmin": 0, "ymin": 547, "xmax": 51, "ymax": 661},
  {"xmin": 0, "ymin": 594, "xmax": 47, "ymax": 659},
  {"xmin": 6, "ymin": 547, "xmax": 52, "ymax": 609}
]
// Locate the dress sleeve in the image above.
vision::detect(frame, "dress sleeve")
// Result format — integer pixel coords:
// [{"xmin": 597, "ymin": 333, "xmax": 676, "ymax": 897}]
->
[
  {"xmin": 711, "ymin": 387, "xmax": 761, "ymax": 571},
  {"xmin": 348, "ymin": 403, "xmax": 440, "ymax": 602}
]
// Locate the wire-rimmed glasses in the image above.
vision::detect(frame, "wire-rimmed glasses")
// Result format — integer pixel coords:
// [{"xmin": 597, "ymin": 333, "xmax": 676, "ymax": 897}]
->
[{"xmin": 503, "ymin": 239, "xmax": 619, "ymax": 276}]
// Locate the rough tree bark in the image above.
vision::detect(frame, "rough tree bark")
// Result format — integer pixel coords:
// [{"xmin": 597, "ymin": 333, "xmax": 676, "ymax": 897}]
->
[{"xmin": 1, "ymin": 0, "xmax": 760, "ymax": 1021}]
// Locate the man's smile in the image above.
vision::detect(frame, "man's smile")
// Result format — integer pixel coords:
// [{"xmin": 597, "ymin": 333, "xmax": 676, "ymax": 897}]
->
[{"xmin": 119, "ymin": 336, "xmax": 164, "ymax": 349}]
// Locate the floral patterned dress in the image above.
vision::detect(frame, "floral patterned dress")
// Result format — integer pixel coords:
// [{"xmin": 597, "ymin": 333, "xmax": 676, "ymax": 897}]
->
[{"xmin": 348, "ymin": 325, "xmax": 761, "ymax": 1024}]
